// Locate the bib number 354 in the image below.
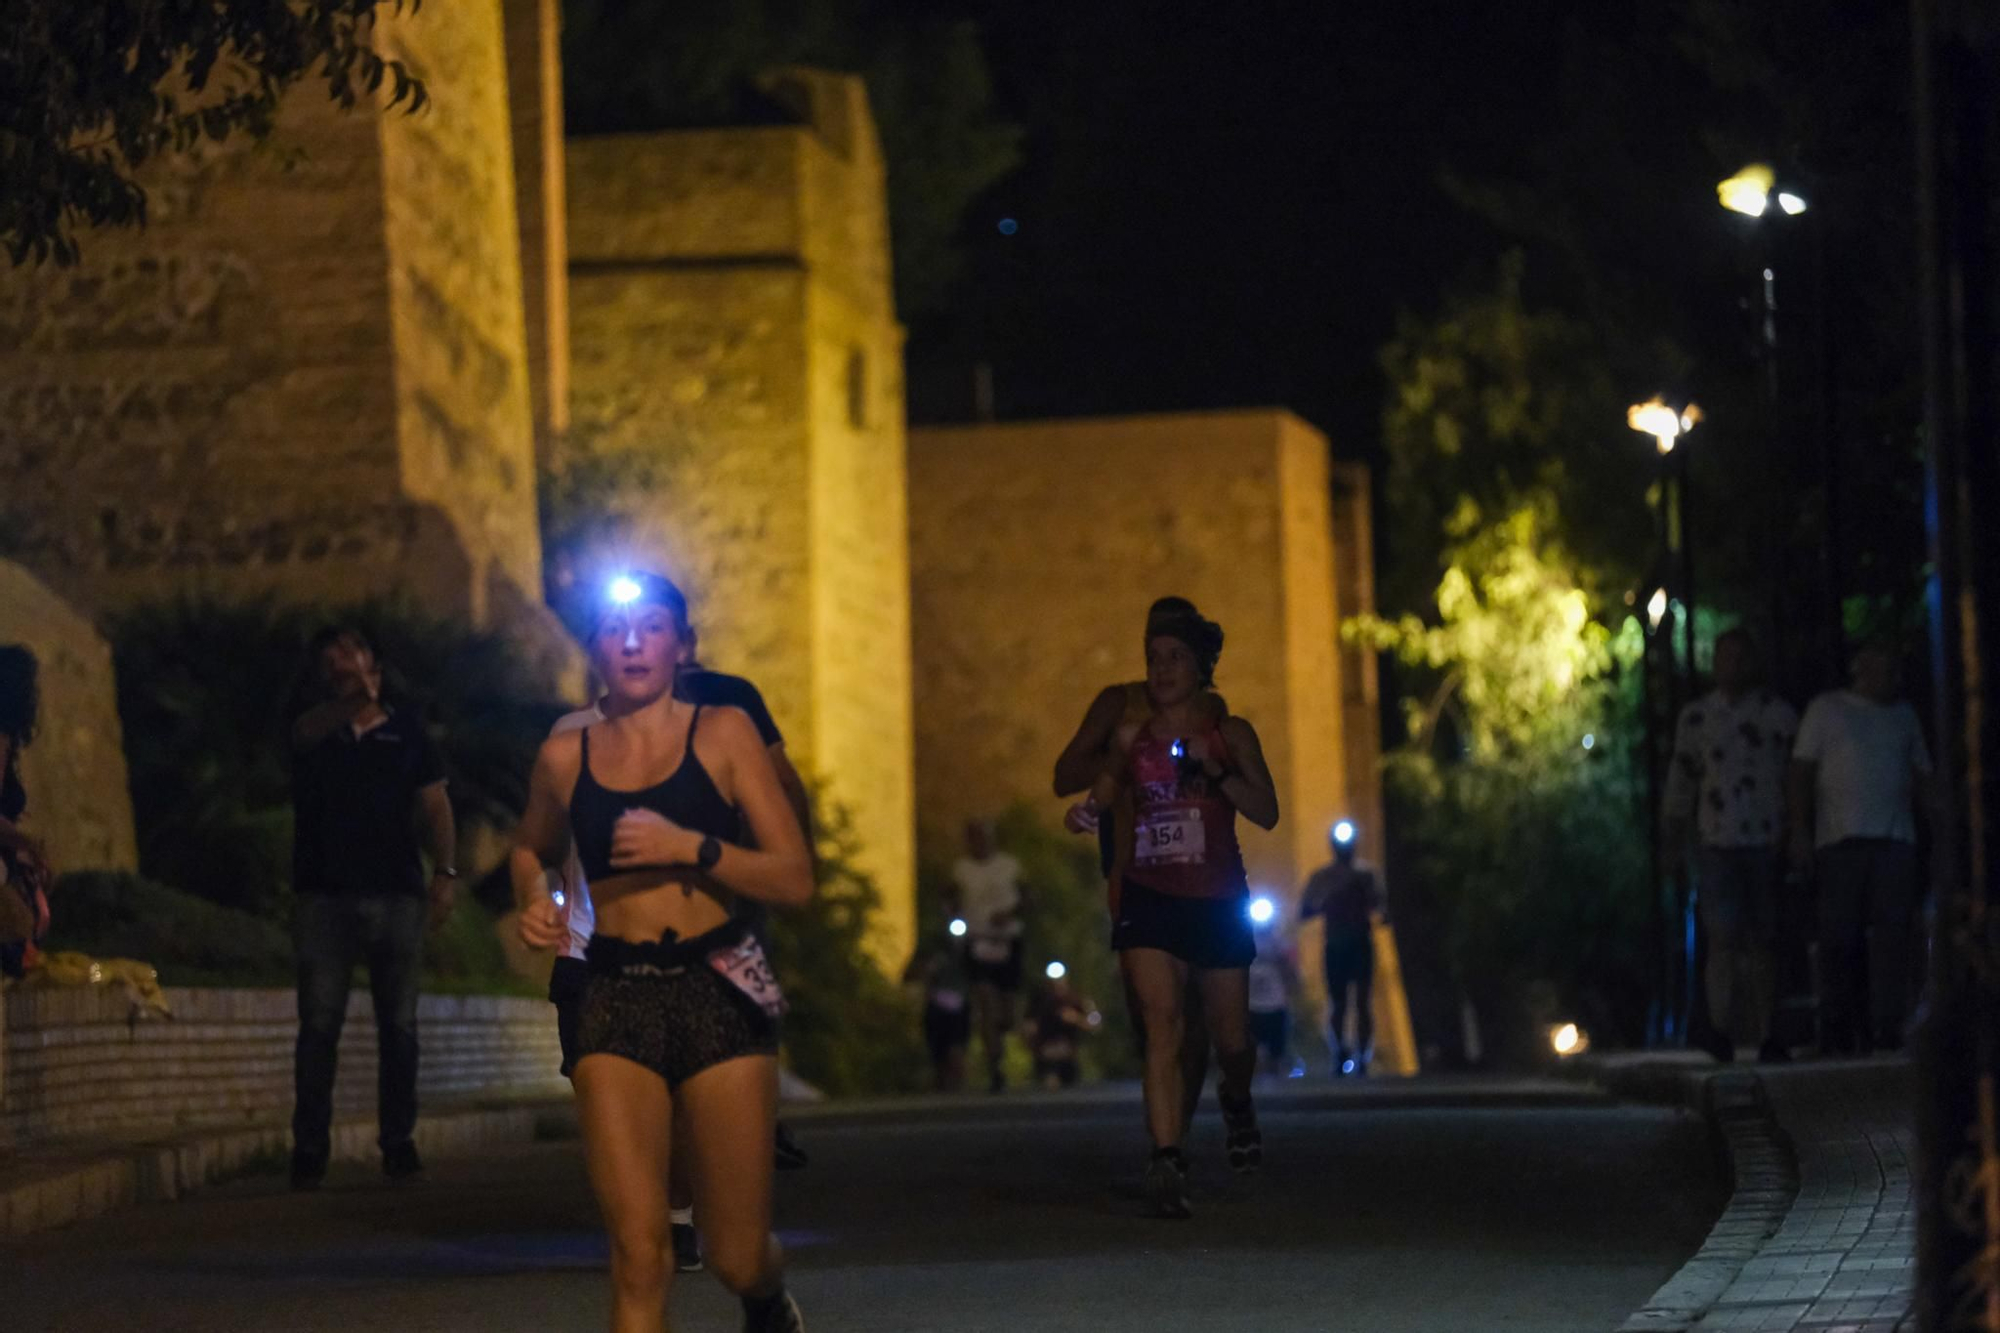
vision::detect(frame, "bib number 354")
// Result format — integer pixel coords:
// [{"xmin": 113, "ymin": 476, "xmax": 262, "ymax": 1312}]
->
[{"xmin": 1136, "ymin": 812, "xmax": 1205, "ymax": 865}]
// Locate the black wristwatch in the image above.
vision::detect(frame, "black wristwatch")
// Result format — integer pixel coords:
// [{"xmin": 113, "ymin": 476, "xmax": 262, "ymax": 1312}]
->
[{"xmin": 696, "ymin": 835, "xmax": 723, "ymax": 871}]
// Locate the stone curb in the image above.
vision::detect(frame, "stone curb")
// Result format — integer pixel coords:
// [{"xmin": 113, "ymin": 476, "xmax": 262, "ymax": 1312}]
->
[
  {"xmin": 0, "ymin": 1097, "xmax": 578, "ymax": 1239},
  {"xmin": 1603, "ymin": 1066, "xmax": 1799, "ymax": 1333}
]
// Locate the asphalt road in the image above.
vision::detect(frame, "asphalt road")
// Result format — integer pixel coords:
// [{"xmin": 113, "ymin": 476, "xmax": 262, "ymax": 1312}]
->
[{"xmin": 7, "ymin": 1078, "xmax": 1724, "ymax": 1333}]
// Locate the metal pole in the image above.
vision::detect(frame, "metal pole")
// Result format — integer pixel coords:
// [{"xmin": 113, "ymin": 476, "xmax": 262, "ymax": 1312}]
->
[
  {"xmin": 1676, "ymin": 449, "xmax": 1702, "ymax": 1043},
  {"xmin": 1807, "ymin": 217, "xmax": 1845, "ymax": 676},
  {"xmin": 1641, "ymin": 611, "xmax": 1670, "ymax": 1046},
  {"xmin": 1912, "ymin": 2, "xmax": 2000, "ymax": 1327}
]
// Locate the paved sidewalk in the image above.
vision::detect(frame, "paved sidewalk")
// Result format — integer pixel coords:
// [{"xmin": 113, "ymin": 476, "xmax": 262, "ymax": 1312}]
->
[
  {"xmin": 1698, "ymin": 1062, "xmax": 1914, "ymax": 1332},
  {"xmin": 1598, "ymin": 1055, "xmax": 1914, "ymax": 1333},
  {"xmin": 0, "ymin": 1097, "xmax": 578, "ymax": 1236}
]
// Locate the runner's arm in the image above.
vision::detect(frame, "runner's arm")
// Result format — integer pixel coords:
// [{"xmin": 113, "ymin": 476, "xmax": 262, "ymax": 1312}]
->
[
  {"xmin": 510, "ymin": 738, "xmax": 576, "ymax": 949},
  {"xmin": 696, "ymin": 708, "xmax": 814, "ymax": 906},
  {"xmin": 1214, "ymin": 716, "xmax": 1279, "ymax": 829},
  {"xmin": 1053, "ymin": 685, "xmax": 1126, "ymax": 797},
  {"xmin": 290, "ymin": 693, "xmax": 372, "ymax": 750}
]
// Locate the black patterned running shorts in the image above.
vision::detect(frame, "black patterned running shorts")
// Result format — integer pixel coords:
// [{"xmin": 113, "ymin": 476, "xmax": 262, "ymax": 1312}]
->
[{"xmin": 576, "ymin": 927, "xmax": 779, "ymax": 1088}]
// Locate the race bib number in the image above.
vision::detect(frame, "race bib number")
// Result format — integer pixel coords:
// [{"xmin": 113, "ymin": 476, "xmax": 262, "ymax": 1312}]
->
[
  {"xmin": 1136, "ymin": 811, "xmax": 1206, "ymax": 866},
  {"xmin": 708, "ymin": 936, "xmax": 787, "ymax": 1017}
]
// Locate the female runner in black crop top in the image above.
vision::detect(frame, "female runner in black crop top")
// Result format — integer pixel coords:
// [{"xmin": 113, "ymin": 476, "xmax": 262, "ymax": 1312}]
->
[{"xmin": 511, "ymin": 573, "xmax": 812, "ymax": 1333}]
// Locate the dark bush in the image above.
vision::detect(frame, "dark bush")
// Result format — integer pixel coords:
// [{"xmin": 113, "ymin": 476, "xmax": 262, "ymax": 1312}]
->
[
  {"xmin": 915, "ymin": 805, "xmax": 1137, "ymax": 1081},
  {"xmin": 768, "ymin": 800, "xmax": 926, "ymax": 1097},
  {"xmin": 108, "ymin": 596, "xmax": 564, "ymax": 915},
  {"xmin": 48, "ymin": 870, "xmax": 294, "ymax": 987}
]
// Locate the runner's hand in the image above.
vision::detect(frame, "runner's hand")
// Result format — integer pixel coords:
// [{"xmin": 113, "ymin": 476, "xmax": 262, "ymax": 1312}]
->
[
  {"xmin": 518, "ymin": 895, "xmax": 565, "ymax": 951},
  {"xmin": 426, "ymin": 873, "xmax": 457, "ymax": 933},
  {"xmin": 611, "ymin": 807, "xmax": 699, "ymax": 869},
  {"xmin": 1064, "ymin": 800, "xmax": 1099, "ymax": 835}
]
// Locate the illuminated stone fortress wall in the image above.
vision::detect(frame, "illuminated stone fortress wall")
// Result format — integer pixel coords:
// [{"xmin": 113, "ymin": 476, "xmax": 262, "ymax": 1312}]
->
[
  {"xmin": 0, "ymin": 0, "xmax": 571, "ymax": 680},
  {"xmin": 908, "ymin": 411, "xmax": 1383, "ymax": 900},
  {"xmin": 565, "ymin": 72, "xmax": 915, "ymax": 971}
]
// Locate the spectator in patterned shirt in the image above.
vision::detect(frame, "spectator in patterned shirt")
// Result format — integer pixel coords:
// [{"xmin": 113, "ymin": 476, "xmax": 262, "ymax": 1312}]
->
[{"xmin": 1664, "ymin": 628, "xmax": 1798, "ymax": 1063}]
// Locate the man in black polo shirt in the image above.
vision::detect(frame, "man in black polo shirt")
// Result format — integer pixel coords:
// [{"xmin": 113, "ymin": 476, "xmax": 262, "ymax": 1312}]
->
[{"xmin": 288, "ymin": 626, "xmax": 457, "ymax": 1190}]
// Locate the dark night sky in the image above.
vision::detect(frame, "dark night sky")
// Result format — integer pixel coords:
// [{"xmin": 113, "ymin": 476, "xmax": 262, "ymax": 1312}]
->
[{"xmin": 908, "ymin": 2, "xmax": 1582, "ymax": 458}]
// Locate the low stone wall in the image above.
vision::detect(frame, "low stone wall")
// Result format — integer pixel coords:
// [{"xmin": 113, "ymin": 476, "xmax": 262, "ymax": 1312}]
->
[{"xmin": 0, "ymin": 985, "xmax": 565, "ymax": 1150}]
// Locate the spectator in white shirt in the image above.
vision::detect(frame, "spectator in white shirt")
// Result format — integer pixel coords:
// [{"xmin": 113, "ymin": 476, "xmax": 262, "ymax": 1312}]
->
[
  {"xmin": 949, "ymin": 819, "xmax": 1028, "ymax": 1094},
  {"xmin": 1788, "ymin": 639, "xmax": 1936, "ymax": 1053},
  {"xmin": 1664, "ymin": 628, "xmax": 1798, "ymax": 1063}
]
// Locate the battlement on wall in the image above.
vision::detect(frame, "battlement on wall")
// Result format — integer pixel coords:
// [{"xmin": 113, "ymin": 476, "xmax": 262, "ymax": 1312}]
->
[
  {"xmin": 566, "ymin": 68, "xmax": 891, "ymax": 319},
  {"xmin": 565, "ymin": 71, "xmax": 913, "ymax": 970}
]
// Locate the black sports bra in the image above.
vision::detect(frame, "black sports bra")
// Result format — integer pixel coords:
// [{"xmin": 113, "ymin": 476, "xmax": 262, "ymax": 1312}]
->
[{"xmin": 568, "ymin": 706, "xmax": 741, "ymax": 886}]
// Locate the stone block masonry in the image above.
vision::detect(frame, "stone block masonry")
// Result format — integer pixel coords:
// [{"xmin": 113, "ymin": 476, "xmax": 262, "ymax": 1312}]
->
[
  {"xmin": 0, "ymin": 0, "xmax": 578, "ymax": 691},
  {"xmin": 566, "ymin": 71, "xmax": 914, "ymax": 972},
  {"xmin": 0, "ymin": 984, "xmax": 566, "ymax": 1152},
  {"xmin": 0, "ymin": 561, "xmax": 138, "ymax": 876},
  {"xmin": 907, "ymin": 410, "xmax": 1377, "ymax": 902}
]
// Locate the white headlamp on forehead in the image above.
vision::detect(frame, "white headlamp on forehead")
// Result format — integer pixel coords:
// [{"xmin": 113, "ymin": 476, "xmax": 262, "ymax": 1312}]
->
[{"xmin": 607, "ymin": 575, "xmax": 643, "ymax": 606}]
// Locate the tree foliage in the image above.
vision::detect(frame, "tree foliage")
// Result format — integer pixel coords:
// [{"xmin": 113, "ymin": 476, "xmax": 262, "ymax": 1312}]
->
[
  {"xmin": 912, "ymin": 805, "xmax": 1139, "ymax": 1082},
  {"xmin": 767, "ymin": 795, "xmax": 926, "ymax": 1097},
  {"xmin": 1352, "ymin": 499, "xmax": 1618, "ymax": 759},
  {"xmin": 1378, "ymin": 255, "xmax": 1656, "ymax": 613},
  {"xmin": 1351, "ymin": 503, "xmax": 1651, "ymax": 1050},
  {"xmin": 1, "ymin": 0, "xmax": 424, "ymax": 265},
  {"xmin": 562, "ymin": 0, "xmax": 1020, "ymax": 318}
]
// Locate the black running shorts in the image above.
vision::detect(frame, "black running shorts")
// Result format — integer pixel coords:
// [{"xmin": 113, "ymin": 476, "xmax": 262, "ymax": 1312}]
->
[
  {"xmin": 1111, "ymin": 881, "xmax": 1257, "ymax": 969},
  {"xmin": 575, "ymin": 928, "xmax": 779, "ymax": 1088}
]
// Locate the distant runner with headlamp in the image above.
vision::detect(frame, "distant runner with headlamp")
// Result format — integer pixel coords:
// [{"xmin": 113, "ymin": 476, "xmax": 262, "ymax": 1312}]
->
[
  {"xmin": 514, "ymin": 572, "xmax": 811, "ymax": 1333},
  {"xmin": 1076, "ymin": 603, "xmax": 1280, "ymax": 1218},
  {"xmin": 1300, "ymin": 820, "xmax": 1385, "ymax": 1077}
]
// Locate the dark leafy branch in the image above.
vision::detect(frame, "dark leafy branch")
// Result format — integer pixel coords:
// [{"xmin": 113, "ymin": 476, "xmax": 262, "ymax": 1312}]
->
[{"xmin": 1, "ymin": 0, "xmax": 425, "ymax": 265}]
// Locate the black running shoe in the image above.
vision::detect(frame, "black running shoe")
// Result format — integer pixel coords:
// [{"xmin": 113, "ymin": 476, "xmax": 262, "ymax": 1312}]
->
[
  {"xmin": 382, "ymin": 1141, "xmax": 424, "ymax": 1181},
  {"xmin": 1146, "ymin": 1149, "xmax": 1192, "ymax": 1219},
  {"xmin": 673, "ymin": 1222, "xmax": 704, "ymax": 1273},
  {"xmin": 1222, "ymin": 1096, "xmax": 1263, "ymax": 1174},
  {"xmin": 773, "ymin": 1122, "xmax": 810, "ymax": 1171},
  {"xmin": 741, "ymin": 1288, "xmax": 805, "ymax": 1333}
]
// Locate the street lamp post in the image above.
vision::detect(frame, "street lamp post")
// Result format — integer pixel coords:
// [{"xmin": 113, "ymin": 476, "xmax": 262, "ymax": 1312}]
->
[
  {"xmin": 1628, "ymin": 398, "xmax": 1703, "ymax": 687},
  {"xmin": 1631, "ymin": 398, "xmax": 1702, "ymax": 1044},
  {"xmin": 1718, "ymin": 162, "xmax": 1842, "ymax": 688}
]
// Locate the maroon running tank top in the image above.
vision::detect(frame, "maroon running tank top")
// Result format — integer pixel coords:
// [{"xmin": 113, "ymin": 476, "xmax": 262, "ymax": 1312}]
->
[{"xmin": 1122, "ymin": 721, "xmax": 1249, "ymax": 900}]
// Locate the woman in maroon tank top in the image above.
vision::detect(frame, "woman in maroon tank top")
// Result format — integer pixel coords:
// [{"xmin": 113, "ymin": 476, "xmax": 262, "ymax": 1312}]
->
[{"xmin": 1087, "ymin": 605, "xmax": 1280, "ymax": 1218}]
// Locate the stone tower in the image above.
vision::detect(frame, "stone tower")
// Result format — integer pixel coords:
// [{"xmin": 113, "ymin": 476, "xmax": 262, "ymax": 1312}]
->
[
  {"xmin": 565, "ymin": 70, "xmax": 915, "ymax": 971},
  {"xmin": 906, "ymin": 410, "xmax": 1369, "ymax": 895},
  {"xmin": 0, "ymin": 0, "xmax": 573, "ymax": 684}
]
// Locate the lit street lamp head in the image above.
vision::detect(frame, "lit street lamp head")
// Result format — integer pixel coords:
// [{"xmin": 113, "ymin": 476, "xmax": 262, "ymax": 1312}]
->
[
  {"xmin": 1718, "ymin": 163, "xmax": 1775, "ymax": 217},
  {"xmin": 1627, "ymin": 397, "xmax": 1702, "ymax": 454},
  {"xmin": 1718, "ymin": 163, "xmax": 1807, "ymax": 218}
]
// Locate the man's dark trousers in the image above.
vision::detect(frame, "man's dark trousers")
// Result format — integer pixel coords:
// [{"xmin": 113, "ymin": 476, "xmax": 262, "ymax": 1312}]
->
[{"xmin": 292, "ymin": 893, "xmax": 426, "ymax": 1161}]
